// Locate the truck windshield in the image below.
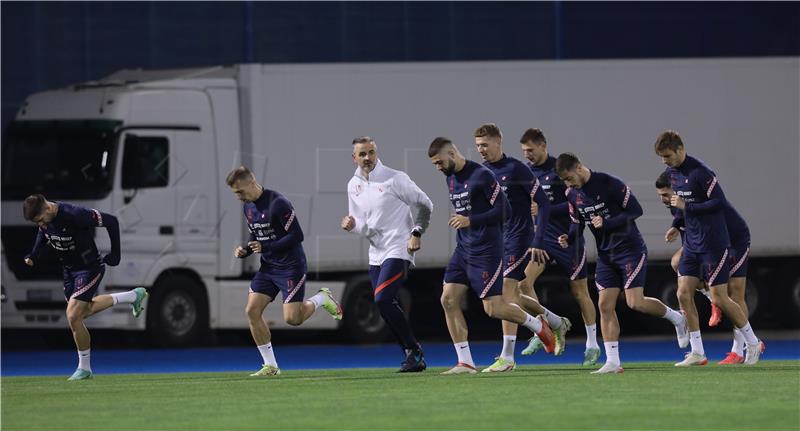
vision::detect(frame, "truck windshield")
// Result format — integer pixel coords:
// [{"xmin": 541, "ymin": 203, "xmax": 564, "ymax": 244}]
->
[{"xmin": 1, "ymin": 120, "xmax": 122, "ymax": 200}]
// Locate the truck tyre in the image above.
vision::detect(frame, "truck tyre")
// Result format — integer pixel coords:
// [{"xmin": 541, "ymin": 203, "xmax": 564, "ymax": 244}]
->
[
  {"xmin": 147, "ymin": 274, "xmax": 209, "ymax": 346},
  {"xmin": 743, "ymin": 279, "xmax": 759, "ymax": 320},
  {"xmin": 658, "ymin": 280, "xmax": 680, "ymax": 311},
  {"xmin": 340, "ymin": 276, "xmax": 390, "ymax": 343},
  {"xmin": 780, "ymin": 275, "xmax": 800, "ymax": 328}
]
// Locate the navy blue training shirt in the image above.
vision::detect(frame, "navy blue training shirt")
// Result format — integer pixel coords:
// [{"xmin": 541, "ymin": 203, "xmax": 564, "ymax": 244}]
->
[
  {"xmin": 27, "ymin": 202, "xmax": 120, "ymax": 269},
  {"xmin": 566, "ymin": 171, "xmax": 646, "ymax": 254},
  {"xmin": 529, "ymin": 155, "xmax": 574, "ymax": 242},
  {"xmin": 484, "ymin": 154, "xmax": 550, "ymax": 249},
  {"xmin": 447, "ymin": 160, "xmax": 511, "ymax": 256},
  {"xmin": 666, "ymin": 155, "xmax": 730, "ymax": 253},
  {"xmin": 243, "ymin": 189, "xmax": 307, "ymax": 271}
]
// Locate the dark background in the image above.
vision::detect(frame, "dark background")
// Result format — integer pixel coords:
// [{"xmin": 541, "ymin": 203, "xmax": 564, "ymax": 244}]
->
[
  {"xmin": 2, "ymin": 1, "xmax": 798, "ymax": 348},
  {"xmin": 3, "ymin": 1, "xmax": 799, "ymax": 130}
]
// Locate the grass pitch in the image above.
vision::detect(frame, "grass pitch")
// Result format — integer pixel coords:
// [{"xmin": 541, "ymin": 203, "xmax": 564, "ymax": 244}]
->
[{"xmin": 2, "ymin": 361, "xmax": 799, "ymax": 430}]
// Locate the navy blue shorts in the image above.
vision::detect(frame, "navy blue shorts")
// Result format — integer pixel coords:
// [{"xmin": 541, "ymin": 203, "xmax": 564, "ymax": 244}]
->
[
  {"xmin": 503, "ymin": 241, "xmax": 531, "ymax": 281},
  {"xmin": 444, "ymin": 247, "xmax": 504, "ymax": 299},
  {"xmin": 369, "ymin": 258, "xmax": 409, "ymax": 302},
  {"xmin": 543, "ymin": 238, "xmax": 588, "ymax": 281},
  {"xmin": 594, "ymin": 250, "xmax": 647, "ymax": 291},
  {"xmin": 250, "ymin": 269, "xmax": 306, "ymax": 303},
  {"xmin": 728, "ymin": 243, "xmax": 750, "ymax": 279},
  {"xmin": 679, "ymin": 248, "xmax": 730, "ymax": 286},
  {"xmin": 63, "ymin": 265, "xmax": 105, "ymax": 302}
]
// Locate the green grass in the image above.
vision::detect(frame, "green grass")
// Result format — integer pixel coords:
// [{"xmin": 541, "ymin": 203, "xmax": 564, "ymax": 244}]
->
[{"xmin": 3, "ymin": 362, "xmax": 799, "ymax": 430}]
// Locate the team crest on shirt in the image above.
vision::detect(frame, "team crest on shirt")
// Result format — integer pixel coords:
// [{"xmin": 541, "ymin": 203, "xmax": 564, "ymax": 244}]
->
[
  {"xmin": 355, "ymin": 184, "xmax": 362, "ymax": 196},
  {"xmin": 482, "ymin": 271, "xmax": 489, "ymax": 280},
  {"xmin": 287, "ymin": 279, "xmax": 294, "ymax": 288}
]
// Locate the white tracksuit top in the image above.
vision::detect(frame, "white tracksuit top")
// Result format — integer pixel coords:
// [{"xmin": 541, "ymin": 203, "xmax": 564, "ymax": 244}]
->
[{"xmin": 347, "ymin": 160, "xmax": 433, "ymax": 266}]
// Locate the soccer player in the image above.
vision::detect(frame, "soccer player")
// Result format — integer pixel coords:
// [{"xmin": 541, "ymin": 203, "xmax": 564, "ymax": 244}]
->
[
  {"xmin": 474, "ymin": 124, "xmax": 571, "ymax": 373},
  {"xmin": 654, "ymin": 131, "xmax": 763, "ymax": 365},
  {"xmin": 519, "ymin": 128, "xmax": 601, "ymax": 366},
  {"xmin": 718, "ymin": 198, "xmax": 754, "ymax": 364},
  {"xmin": 655, "ymin": 171, "xmax": 723, "ymax": 328},
  {"xmin": 555, "ymin": 153, "xmax": 688, "ymax": 374},
  {"xmin": 341, "ymin": 136, "xmax": 434, "ymax": 372},
  {"xmin": 428, "ymin": 137, "xmax": 556, "ymax": 375},
  {"xmin": 22, "ymin": 194, "xmax": 147, "ymax": 380},
  {"xmin": 227, "ymin": 166, "xmax": 343, "ymax": 376}
]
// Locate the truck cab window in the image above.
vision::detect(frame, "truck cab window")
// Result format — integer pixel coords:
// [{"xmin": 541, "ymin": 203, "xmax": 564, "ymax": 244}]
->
[{"xmin": 121, "ymin": 135, "xmax": 169, "ymax": 189}]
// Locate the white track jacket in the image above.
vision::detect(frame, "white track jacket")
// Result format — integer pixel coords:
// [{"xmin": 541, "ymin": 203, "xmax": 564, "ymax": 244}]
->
[{"xmin": 347, "ymin": 160, "xmax": 433, "ymax": 266}]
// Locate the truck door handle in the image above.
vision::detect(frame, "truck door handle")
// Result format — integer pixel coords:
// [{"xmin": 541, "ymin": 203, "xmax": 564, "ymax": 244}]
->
[{"xmin": 159, "ymin": 226, "xmax": 174, "ymax": 235}]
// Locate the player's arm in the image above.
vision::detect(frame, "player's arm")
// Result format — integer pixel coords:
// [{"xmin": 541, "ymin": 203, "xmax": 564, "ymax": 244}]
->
[
  {"xmin": 602, "ymin": 179, "xmax": 643, "ymax": 230},
  {"xmin": 469, "ymin": 177, "xmax": 511, "ymax": 227},
  {"xmin": 395, "ymin": 173, "xmax": 433, "ymax": 235},
  {"xmin": 344, "ymin": 183, "xmax": 369, "ymax": 236},
  {"xmin": 664, "ymin": 209, "xmax": 684, "ymax": 242},
  {"xmin": 549, "ymin": 199, "xmax": 569, "ymax": 217},
  {"xmin": 529, "ymin": 177, "xmax": 552, "ymax": 262},
  {"xmin": 265, "ymin": 198, "xmax": 304, "ymax": 253},
  {"xmin": 24, "ymin": 228, "xmax": 46, "ymax": 266},
  {"xmin": 237, "ymin": 232, "xmax": 256, "ymax": 258},
  {"xmin": 671, "ymin": 209, "xmax": 685, "ymax": 229},
  {"xmin": 77, "ymin": 208, "xmax": 122, "ymax": 266},
  {"xmin": 548, "ymin": 178, "xmax": 569, "ymax": 217},
  {"xmin": 560, "ymin": 193, "xmax": 584, "ymax": 248},
  {"xmin": 684, "ymin": 171, "xmax": 727, "ymax": 214},
  {"xmin": 523, "ymin": 170, "xmax": 551, "ymax": 249},
  {"xmin": 97, "ymin": 211, "xmax": 122, "ymax": 266}
]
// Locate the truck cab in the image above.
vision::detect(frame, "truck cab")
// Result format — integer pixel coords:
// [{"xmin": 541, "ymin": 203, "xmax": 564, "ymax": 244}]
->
[{"xmin": 1, "ymin": 67, "xmax": 347, "ymax": 344}]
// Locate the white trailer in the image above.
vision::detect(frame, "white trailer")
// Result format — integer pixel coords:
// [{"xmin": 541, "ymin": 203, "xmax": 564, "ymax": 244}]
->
[{"xmin": 2, "ymin": 57, "xmax": 798, "ymax": 343}]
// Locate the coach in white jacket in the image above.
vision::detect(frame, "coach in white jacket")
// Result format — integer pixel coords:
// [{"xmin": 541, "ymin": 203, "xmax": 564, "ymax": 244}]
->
[{"xmin": 341, "ymin": 136, "xmax": 433, "ymax": 372}]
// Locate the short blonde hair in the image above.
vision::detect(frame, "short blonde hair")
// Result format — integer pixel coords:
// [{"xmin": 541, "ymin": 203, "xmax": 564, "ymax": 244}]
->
[
  {"xmin": 225, "ymin": 166, "xmax": 255, "ymax": 186},
  {"xmin": 474, "ymin": 123, "xmax": 502, "ymax": 139}
]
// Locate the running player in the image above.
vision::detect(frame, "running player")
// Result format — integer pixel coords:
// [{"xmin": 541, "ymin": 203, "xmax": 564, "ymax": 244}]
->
[
  {"xmin": 474, "ymin": 124, "xmax": 571, "ymax": 373},
  {"xmin": 519, "ymin": 128, "xmax": 601, "ymax": 366},
  {"xmin": 556, "ymin": 153, "xmax": 688, "ymax": 374},
  {"xmin": 342, "ymin": 136, "xmax": 433, "ymax": 372},
  {"xmin": 227, "ymin": 166, "xmax": 343, "ymax": 376},
  {"xmin": 655, "ymin": 130, "xmax": 763, "ymax": 366},
  {"xmin": 655, "ymin": 171, "xmax": 723, "ymax": 328},
  {"xmin": 428, "ymin": 137, "xmax": 557, "ymax": 375},
  {"xmin": 22, "ymin": 194, "xmax": 147, "ymax": 380},
  {"xmin": 656, "ymin": 164, "xmax": 757, "ymax": 365}
]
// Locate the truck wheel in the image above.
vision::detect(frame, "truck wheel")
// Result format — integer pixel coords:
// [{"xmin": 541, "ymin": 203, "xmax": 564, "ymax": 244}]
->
[
  {"xmin": 780, "ymin": 276, "xmax": 800, "ymax": 328},
  {"xmin": 743, "ymin": 279, "xmax": 759, "ymax": 319},
  {"xmin": 341, "ymin": 277, "xmax": 390, "ymax": 343},
  {"xmin": 147, "ymin": 274, "xmax": 209, "ymax": 346},
  {"xmin": 658, "ymin": 280, "xmax": 680, "ymax": 311}
]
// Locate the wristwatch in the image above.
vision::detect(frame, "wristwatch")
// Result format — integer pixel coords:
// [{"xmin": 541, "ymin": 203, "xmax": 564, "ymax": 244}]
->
[{"xmin": 411, "ymin": 227, "xmax": 423, "ymax": 238}]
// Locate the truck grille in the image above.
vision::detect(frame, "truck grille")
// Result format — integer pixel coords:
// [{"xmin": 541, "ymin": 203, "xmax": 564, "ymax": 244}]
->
[{"xmin": 1, "ymin": 226, "xmax": 63, "ymax": 280}]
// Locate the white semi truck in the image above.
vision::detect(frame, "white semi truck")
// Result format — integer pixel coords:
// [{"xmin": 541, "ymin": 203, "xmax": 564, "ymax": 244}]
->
[{"xmin": 2, "ymin": 57, "xmax": 798, "ymax": 344}]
